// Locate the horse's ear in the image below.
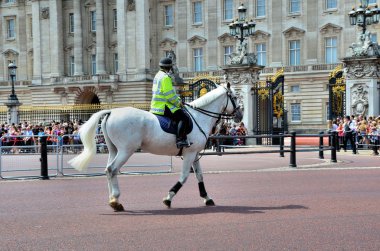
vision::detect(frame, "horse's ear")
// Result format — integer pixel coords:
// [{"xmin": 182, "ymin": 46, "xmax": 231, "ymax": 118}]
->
[{"xmin": 227, "ymin": 82, "xmax": 231, "ymax": 89}]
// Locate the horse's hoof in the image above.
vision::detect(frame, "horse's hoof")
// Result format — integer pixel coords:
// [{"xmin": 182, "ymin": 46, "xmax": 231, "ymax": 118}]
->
[
  {"xmin": 163, "ymin": 199, "xmax": 171, "ymax": 208},
  {"xmin": 205, "ymin": 199, "xmax": 215, "ymax": 206},
  {"xmin": 109, "ymin": 201, "xmax": 125, "ymax": 212}
]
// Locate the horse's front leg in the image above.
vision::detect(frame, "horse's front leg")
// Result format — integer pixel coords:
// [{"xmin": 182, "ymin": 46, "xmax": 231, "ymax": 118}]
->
[
  {"xmin": 163, "ymin": 152, "xmax": 196, "ymax": 208},
  {"xmin": 192, "ymin": 156, "xmax": 215, "ymax": 206}
]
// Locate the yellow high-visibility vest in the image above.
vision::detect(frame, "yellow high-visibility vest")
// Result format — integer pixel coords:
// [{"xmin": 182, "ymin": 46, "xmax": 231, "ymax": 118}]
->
[{"xmin": 150, "ymin": 70, "xmax": 181, "ymax": 115}]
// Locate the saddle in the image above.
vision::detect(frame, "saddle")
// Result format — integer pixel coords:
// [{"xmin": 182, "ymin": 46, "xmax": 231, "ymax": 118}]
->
[{"xmin": 154, "ymin": 114, "xmax": 193, "ymax": 135}]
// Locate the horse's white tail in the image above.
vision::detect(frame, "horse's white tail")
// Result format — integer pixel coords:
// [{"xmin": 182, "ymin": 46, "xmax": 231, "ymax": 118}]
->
[{"xmin": 68, "ymin": 110, "xmax": 111, "ymax": 172}]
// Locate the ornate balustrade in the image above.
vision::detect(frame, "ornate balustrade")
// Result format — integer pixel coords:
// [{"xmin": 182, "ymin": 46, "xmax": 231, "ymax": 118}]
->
[
  {"xmin": 50, "ymin": 74, "xmax": 119, "ymax": 85},
  {"xmin": 0, "ymin": 80, "xmax": 32, "ymax": 87}
]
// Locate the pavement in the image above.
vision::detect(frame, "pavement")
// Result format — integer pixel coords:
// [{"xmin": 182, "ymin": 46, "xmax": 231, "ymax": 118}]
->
[{"xmin": 0, "ymin": 148, "xmax": 379, "ymax": 251}]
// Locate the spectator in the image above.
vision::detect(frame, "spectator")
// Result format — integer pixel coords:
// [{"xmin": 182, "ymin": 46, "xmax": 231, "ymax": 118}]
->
[
  {"xmin": 343, "ymin": 116, "xmax": 354, "ymax": 152},
  {"xmin": 229, "ymin": 124, "xmax": 238, "ymax": 145}
]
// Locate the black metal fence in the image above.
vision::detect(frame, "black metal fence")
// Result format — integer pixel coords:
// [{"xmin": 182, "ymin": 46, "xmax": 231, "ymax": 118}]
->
[{"xmin": 202, "ymin": 131, "xmax": 339, "ymax": 168}]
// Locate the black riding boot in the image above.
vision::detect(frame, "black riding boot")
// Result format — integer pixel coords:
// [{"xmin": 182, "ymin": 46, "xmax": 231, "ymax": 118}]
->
[{"xmin": 176, "ymin": 121, "xmax": 190, "ymax": 149}]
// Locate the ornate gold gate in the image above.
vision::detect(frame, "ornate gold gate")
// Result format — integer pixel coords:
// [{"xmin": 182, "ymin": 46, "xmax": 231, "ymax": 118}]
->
[
  {"xmin": 252, "ymin": 68, "xmax": 286, "ymax": 144},
  {"xmin": 328, "ymin": 65, "xmax": 346, "ymax": 120},
  {"xmin": 179, "ymin": 75, "xmax": 220, "ymax": 103}
]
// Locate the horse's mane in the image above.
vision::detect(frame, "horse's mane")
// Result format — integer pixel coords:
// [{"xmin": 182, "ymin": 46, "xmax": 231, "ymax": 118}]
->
[{"xmin": 189, "ymin": 85, "xmax": 227, "ymax": 108}]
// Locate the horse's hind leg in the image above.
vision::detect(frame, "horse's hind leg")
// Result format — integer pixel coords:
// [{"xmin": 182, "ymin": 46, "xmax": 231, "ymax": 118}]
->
[
  {"xmin": 106, "ymin": 150, "xmax": 133, "ymax": 211},
  {"xmin": 192, "ymin": 156, "xmax": 215, "ymax": 206}
]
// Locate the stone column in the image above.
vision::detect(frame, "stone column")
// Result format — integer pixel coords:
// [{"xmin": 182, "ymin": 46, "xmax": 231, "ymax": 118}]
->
[
  {"xmin": 49, "ymin": 0, "xmax": 64, "ymax": 77},
  {"xmin": 177, "ymin": 0, "xmax": 188, "ymax": 72},
  {"xmin": 116, "ymin": 0, "xmax": 127, "ymax": 80},
  {"xmin": 96, "ymin": 0, "xmax": 106, "ymax": 74},
  {"xmin": 343, "ymin": 57, "xmax": 380, "ymax": 117},
  {"xmin": 206, "ymin": 1, "xmax": 218, "ymax": 70},
  {"xmin": 73, "ymin": 0, "xmax": 84, "ymax": 75},
  {"xmin": 135, "ymin": 0, "xmax": 150, "ymax": 73},
  {"xmin": 270, "ymin": 0, "xmax": 283, "ymax": 67},
  {"xmin": 223, "ymin": 65, "xmax": 263, "ymax": 141},
  {"xmin": 32, "ymin": 0, "xmax": 42, "ymax": 84}
]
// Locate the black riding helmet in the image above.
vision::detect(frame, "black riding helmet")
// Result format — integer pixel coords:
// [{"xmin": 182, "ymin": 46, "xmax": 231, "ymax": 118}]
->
[{"xmin": 159, "ymin": 57, "xmax": 173, "ymax": 69}]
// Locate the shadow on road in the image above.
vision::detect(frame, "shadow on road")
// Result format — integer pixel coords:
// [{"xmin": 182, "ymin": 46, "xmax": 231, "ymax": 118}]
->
[{"xmin": 101, "ymin": 204, "xmax": 308, "ymax": 216}]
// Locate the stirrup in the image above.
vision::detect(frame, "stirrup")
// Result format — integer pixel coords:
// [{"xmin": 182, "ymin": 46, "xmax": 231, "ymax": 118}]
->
[{"xmin": 176, "ymin": 139, "xmax": 192, "ymax": 149}]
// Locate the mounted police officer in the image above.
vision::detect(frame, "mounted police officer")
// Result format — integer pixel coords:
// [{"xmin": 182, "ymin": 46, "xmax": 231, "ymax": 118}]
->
[{"xmin": 150, "ymin": 57, "xmax": 191, "ymax": 148}]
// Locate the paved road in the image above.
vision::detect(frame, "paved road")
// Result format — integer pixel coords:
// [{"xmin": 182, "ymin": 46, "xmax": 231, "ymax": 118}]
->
[{"xmin": 0, "ymin": 151, "xmax": 379, "ymax": 250}]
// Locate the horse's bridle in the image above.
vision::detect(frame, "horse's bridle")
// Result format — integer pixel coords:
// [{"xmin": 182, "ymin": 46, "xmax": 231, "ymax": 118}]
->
[
  {"xmin": 184, "ymin": 88, "xmax": 241, "ymax": 141},
  {"xmin": 185, "ymin": 88, "xmax": 240, "ymax": 120}
]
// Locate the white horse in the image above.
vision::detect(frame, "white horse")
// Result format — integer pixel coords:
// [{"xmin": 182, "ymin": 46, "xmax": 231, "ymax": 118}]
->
[{"xmin": 68, "ymin": 83, "xmax": 243, "ymax": 211}]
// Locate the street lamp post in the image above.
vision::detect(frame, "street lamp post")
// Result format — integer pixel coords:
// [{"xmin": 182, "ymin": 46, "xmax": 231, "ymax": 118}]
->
[
  {"xmin": 228, "ymin": 3, "xmax": 256, "ymax": 46},
  {"xmin": 5, "ymin": 62, "xmax": 21, "ymax": 124},
  {"xmin": 348, "ymin": 0, "xmax": 380, "ymax": 35},
  {"xmin": 347, "ymin": 0, "xmax": 380, "ymax": 57},
  {"xmin": 342, "ymin": 0, "xmax": 380, "ymax": 120},
  {"xmin": 227, "ymin": 3, "xmax": 256, "ymax": 65},
  {"xmin": 8, "ymin": 62, "xmax": 19, "ymax": 102}
]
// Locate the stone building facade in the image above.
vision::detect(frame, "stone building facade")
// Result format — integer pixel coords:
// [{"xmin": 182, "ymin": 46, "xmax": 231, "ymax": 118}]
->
[{"xmin": 0, "ymin": 0, "xmax": 378, "ymax": 132}]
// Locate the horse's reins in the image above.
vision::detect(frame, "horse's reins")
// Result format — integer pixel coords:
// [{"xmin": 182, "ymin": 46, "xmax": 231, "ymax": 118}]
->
[
  {"xmin": 185, "ymin": 88, "xmax": 240, "ymax": 141},
  {"xmin": 185, "ymin": 88, "xmax": 240, "ymax": 138},
  {"xmin": 181, "ymin": 88, "xmax": 240, "ymax": 161}
]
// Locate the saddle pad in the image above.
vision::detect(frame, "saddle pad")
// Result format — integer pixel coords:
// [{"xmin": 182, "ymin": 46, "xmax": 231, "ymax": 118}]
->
[
  {"xmin": 154, "ymin": 114, "xmax": 193, "ymax": 135},
  {"xmin": 155, "ymin": 115, "xmax": 177, "ymax": 135}
]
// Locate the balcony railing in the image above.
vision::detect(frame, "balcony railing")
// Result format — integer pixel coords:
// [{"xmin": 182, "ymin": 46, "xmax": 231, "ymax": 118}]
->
[
  {"xmin": 0, "ymin": 63, "xmax": 344, "ymax": 87},
  {"xmin": 179, "ymin": 63, "xmax": 343, "ymax": 81},
  {"xmin": 50, "ymin": 74, "xmax": 119, "ymax": 84},
  {"xmin": 0, "ymin": 80, "xmax": 32, "ymax": 87},
  {"xmin": 261, "ymin": 63, "xmax": 342, "ymax": 75}
]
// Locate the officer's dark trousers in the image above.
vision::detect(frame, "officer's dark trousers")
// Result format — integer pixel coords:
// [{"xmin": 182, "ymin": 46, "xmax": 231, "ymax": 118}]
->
[
  {"xmin": 343, "ymin": 132, "xmax": 354, "ymax": 151},
  {"xmin": 164, "ymin": 106, "xmax": 190, "ymax": 140}
]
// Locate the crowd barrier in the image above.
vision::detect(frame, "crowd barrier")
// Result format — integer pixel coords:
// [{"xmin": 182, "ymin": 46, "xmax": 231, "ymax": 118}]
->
[
  {"xmin": 333, "ymin": 131, "xmax": 380, "ymax": 154},
  {"xmin": 0, "ymin": 135, "xmax": 60, "ymax": 180},
  {"xmin": 351, "ymin": 132, "xmax": 378, "ymax": 154},
  {"xmin": 0, "ymin": 134, "xmax": 173, "ymax": 180}
]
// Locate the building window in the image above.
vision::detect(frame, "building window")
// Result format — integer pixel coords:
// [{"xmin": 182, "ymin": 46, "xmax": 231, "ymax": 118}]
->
[
  {"xmin": 164, "ymin": 5, "xmax": 173, "ymax": 26},
  {"xmin": 224, "ymin": 45, "xmax": 233, "ymax": 65},
  {"xmin": 325, "ymin": 37, "xmax": 337, "ymax": 64},
  {"xmin": 113, "ymin": 9, "xmax": 117, "ymax": 30},
  {"xmin": 7, "ymin": 19, "xmax": 15, "ymax": 39},
  {"xmin": 5, "ymin": 0, "xmax": 15, "ymax": 3},
  {"xmin": 371, "ymin": 33, "xmax": 377, "ymax": 43},
  {"xmin": 114, "ymin": 53, "xmax": 119, "ymax": 73},
  {"xmin": 193, "ymin": 1, "xmax": 203, "ymax": 24},
  {"xmin": 289, "ymin": 0, "xmax": 300, "ymax": 14},
  {"xmin": 90, "ymin": 11, "xmax": 96, "ymax": 32},
  {"xmin": 91, "ymin": 54, "xmax": 96, "ymax": 75},
  {"xmin": 290, "ymin": 85, "xmax": 300, "ymax": 93},
  {"xmin": 289, "ymin": 40, "xmax": 300, "ymax": 66},
  {"xmin": 325, "ymin": 0, "xmax": 337, "ymax": 9},
  {"xmin": 223, "ymin": 0, "xmax": 233, "ymax": 21},
  {"xmin": 257, "ymin": 0, "xmax": 266, "ymax": 17},
  {"xmin": 70, "ymin": 56, "xmax": 75, "ymax": 76},
  {"xmin": 193, "ymin": 48, "xmax": 203, "ymax": 72},
  {"xmin": 369, "ymin": 0, "xmax": 377, "ymax": 4},
  {"xmin": 256, "ymin": 43, "xmax": 266, "ymax": 66},
  {"xmin": 291, "ymin": 103, "xmax": 301, "ymax": 122},
  {"xmin": 69, "ymin": 13, "xmax": 74, "ymax": 33}
]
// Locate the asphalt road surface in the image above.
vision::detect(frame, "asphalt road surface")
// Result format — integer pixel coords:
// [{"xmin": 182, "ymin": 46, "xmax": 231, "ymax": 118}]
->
[{"xmin": 1, "ymin": 151, "xmax": 380, "ymax": 251}]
